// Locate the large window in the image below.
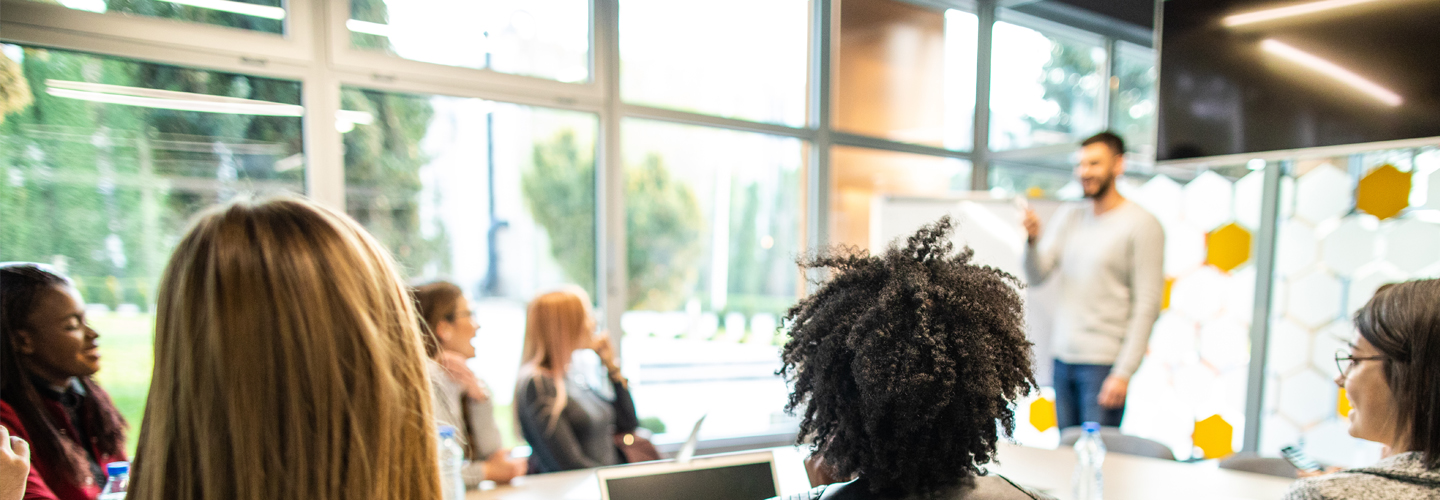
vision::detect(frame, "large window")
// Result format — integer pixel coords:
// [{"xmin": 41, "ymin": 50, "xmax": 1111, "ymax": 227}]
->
[
  {"xmin": 4, "ymin": 0, "xmax": 1193, "ymax": 455},
  {"xmin": 23, "ymin": 0, "xmax": 287, "ymax": 34},
  {"xmin": 620, "ymin": 0, "xmax": 809, "ymax": 126},
  {"xmin": 619, "ymin": 119, "xmax": 804, "ymax": 442},
  {"xmin": 989, "ymin": 16, "xmax": 1107, "ymax": 152},
  {"xmin": 1112, "ymin": 42, "xmax": 1158, "ymax": 156},
  {"xmin": 0, "ymin": 44, "xmax": 305, "ymax": 448},
  {"xmin": 347, "ymin": 0, "xmax": 591, "ymax": 82},
  {"xmin": 341, "ymin": 89, "xmax": 598, "ymax": 443},
  {"xmin": 835, "ymin": 0, "xmax": 977, "ymax": 149}
]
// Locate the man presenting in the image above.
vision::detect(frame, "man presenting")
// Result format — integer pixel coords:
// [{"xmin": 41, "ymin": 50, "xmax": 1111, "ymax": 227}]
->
[{"xmin": 1023, "ymin": 131, "xmax": 1164, "ymax": 429}]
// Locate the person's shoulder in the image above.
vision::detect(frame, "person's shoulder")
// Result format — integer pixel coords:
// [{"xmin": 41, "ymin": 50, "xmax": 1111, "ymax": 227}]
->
[
  {"xmin": 970, "ymin": 475, "xmax": 1057, "ymax": 500},
  {"xmin": 1281, "ymin": 467, "xmax": 1422, "ymax": 500}
]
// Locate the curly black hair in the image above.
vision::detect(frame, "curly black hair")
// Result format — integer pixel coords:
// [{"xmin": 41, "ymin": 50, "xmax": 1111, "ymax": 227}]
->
[{"xmin": 779, "ymin": 216, "xmax": 1037, "ymax": 498}]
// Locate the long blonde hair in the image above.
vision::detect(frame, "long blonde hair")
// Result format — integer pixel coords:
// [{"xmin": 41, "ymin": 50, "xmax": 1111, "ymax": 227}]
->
[
  {"xmin": 520, "ymin": 288, "xmax": 594, "ymax": 428},
  {"xmin": 130, "ymin": 197, "xmax": 441, "ymax": 500}
]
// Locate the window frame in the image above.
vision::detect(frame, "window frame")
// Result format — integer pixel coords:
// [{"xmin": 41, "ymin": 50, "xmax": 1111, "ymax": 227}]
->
[{"xmin": 14, "ymin": 0, "xmax": 1324, "ymax": 456}]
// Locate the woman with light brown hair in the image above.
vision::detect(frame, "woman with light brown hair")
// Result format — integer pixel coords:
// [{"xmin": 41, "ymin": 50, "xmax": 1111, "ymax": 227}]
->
[
  {"xmin": 514, "ymin": 288, "xmax": 644, "ymax": 473},
  {"xmin": 128, "ymin": 197, "xmax": 441, "ymax": 500}
]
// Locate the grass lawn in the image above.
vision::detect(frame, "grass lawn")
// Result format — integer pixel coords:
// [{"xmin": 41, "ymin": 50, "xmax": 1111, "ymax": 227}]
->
[{"xmin": 88, "ymin": 311, "xmax": 154, "ymax": 457}]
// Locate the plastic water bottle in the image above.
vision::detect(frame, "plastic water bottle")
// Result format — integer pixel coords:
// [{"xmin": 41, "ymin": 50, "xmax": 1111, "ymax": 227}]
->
[
  {"xmin": 99, "ymin": 461, "xmax": 128, "ymax": 500},
  {"xmin": 1073, "ymin": 422, "xmax": 1105, "ymax": 500},
  {"xmin": 438, "ymin": 425, "xmax": 465, "ymax": 500}
]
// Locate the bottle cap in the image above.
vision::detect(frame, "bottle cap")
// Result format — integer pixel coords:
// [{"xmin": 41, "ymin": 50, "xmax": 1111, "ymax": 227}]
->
[
  {"xmin": 1082, "ymin": 422, "xmax": 1102, "ymax": 433},
  {"xmin": 106, "ymin": 461, "xmax": 129, "ymax": 476},
  {"xmin": 439, "ymin": 425, "xmax": 457, "ymax": 438}
]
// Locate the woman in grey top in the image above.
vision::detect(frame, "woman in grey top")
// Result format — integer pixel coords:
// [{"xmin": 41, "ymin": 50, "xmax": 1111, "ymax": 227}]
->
[
  {"xmin": 1285, "ymin": 280, "xmax": 1440, "ymax": 500},
  {"xmin": 773, "ymin": 218, "xmax": 1053, "ymax": 500},
  {"xmin": 515, "ymin": 288, "xmax": 639, "ymax": 474},
  {"xmin": 414, "ymin": 281, "xmax": 527, "ymax": 485}
]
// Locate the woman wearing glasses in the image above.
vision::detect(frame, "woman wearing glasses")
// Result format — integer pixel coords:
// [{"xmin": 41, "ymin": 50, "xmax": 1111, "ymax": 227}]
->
[{"xmin": 1284, "ymin": 280, "xmax": 1440, "ymax": 499}]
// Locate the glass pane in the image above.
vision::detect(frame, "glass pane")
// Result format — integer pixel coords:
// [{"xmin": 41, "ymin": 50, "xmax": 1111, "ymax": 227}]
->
[
  {"xmin": 990, "ymin": 18, "xmax": 1106, "ymax": 151},
  {"xmin": 835, "ymin": 0, "xmax": 976, "ymax": 149},
  {"xmin": 0, "ymin": 44, "xmax": 305, "ymax": 453},
  {"xmin": 830, "ymin": 146, "xmax": 972, "ymax": 250},
  {"xmin": 989, "ymin": 163, "xmax": 1079, "ymax": 200},
  {"xmin": 620, "ymin": 0, "xmax": 809, "ymax": 127},
  {"xmin": 342, "ymin": 89, "xmax": 598, "ymax": 446},
  {"xmin": 620, "ymin": 119, "xmax": 803, "ymax": 442},
  {"xmin": 348, "ymin": 0, "xmax": 591, "ymax": 83},
  {"xmin": 1112, "ymin": 43, "xmax": 1158, "ymax": 159},
  {"xmin": 1261, "ymin": 149, "xmax": 1440, "ymax": 467},
  {"xmin": 26, "ymin": 0, "xmax": 285, "ymax": 34}
]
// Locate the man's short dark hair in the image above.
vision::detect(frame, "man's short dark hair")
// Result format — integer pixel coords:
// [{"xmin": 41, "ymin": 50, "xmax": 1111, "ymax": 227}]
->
[
  {"xmin": 778, "ymin": 217, "xmax": 1037, "ymax": 497},
  {"xmin": 1082, "ymin": 131, "xmax": 1126, "ymax": 156}
]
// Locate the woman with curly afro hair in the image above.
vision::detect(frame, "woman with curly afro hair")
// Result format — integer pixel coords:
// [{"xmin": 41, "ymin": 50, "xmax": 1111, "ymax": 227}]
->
[{"xmin": 774, "ymin": 217, "xmax": 1052, "ymax": 500}]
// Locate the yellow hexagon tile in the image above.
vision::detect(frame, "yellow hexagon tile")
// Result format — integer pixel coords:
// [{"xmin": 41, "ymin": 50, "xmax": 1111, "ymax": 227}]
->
[
  {"xmin": 1192, "ymin": 414, "xmax": 1235, "ymax": 459},
  {"xmin": 1338, "ymin": 387, "xmax": 1352, "ymax": 418},
  {"xmin": 1162, "ymin": 277, "xmax": 1175, "ymax": 310},
  {"xmin": 1356, "ymin": 164, "xmax": 1412, "ymax": 220},
  {"xmin": 1206, "ymin": 222, "xmax": 1252, "ymax": 273},
  {"xmin": 1030, "ymin": 397, "xmax": 1057, "ymax": 433}
]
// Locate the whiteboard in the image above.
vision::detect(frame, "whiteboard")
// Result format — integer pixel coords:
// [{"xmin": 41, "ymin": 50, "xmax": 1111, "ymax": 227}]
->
[{"xmin": 870, "ymin": 192, "xmax": 1067, "ymax": 386}]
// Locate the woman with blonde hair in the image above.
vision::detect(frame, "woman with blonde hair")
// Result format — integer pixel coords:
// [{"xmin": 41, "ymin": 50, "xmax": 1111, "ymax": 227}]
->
[
  {"xmin": 128, "ymin": 197, "xmax": 441, "ymax": 500},
  {"xmin": 515, "ymin": 288, "xmax": 644, "ymax": 473}
]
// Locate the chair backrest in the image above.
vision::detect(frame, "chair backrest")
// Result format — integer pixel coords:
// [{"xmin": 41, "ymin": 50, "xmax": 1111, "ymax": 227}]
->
[
  {"xmin": 1218, "ymin": 452, "xmax": 1300, "ymax": 479},
  {"xmin": 1058, "ymin": 426, "xmax": 1176, "ymax": 461}
]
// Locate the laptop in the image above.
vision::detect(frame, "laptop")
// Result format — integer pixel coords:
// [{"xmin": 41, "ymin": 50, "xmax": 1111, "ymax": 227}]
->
[{"xmin": 596, "ymin": 450, "xmax": 781, "ymax": 500}]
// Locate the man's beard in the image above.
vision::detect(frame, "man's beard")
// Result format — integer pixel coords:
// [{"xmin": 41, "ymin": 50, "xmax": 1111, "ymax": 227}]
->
[{"xmin": 1084, "ymin": 175, "xmax": 1114, "ymax": 199}]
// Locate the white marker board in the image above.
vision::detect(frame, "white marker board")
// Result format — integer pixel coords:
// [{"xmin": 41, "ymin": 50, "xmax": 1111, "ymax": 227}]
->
[{"xmin": 870, "ymin": 193, "xmax": 1067, "ymax": 386}]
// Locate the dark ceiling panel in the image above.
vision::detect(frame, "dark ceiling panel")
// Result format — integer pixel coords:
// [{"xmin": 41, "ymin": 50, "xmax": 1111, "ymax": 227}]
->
[{"xmin": 1052, "ymin": 0, "xmax": 1156, "ymax": 30}]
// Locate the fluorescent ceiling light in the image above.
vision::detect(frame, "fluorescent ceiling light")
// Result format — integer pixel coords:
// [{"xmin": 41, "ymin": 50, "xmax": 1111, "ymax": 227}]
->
[
  {"xmin": 1224, "ymin": 0, "xmax": 1382, "ymax": 27},
  {"xmin": 346, "ymin": 19, "xmax": 392, "ymax": 38},
  {"xmin": 158, "ymin": 0, "xmax": 285, "ymax": 20},
  {"xmin": 48, "ymin": 79, "xmax": 302, "ymax": 116},
  {"xmin": 1260, "ymin": 39, "xmax": 1402, "ymax": 107}
]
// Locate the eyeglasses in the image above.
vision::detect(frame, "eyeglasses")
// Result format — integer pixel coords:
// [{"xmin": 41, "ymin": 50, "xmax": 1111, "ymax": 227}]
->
[{"xmin": 1334, "ymin": 349, "xmax": 1384, "ymax": 378}]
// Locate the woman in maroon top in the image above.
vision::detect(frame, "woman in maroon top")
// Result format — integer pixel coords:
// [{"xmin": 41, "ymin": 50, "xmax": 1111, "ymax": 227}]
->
[{"xmin": 0, "ymin": 263, "xmax": 127, "ymax": 500}]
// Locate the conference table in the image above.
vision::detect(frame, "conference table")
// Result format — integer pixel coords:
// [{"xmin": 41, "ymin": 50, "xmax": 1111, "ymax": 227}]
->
[{"xmin": 469, "ymin": 443, "xmax": 1296, "ymax": 500}]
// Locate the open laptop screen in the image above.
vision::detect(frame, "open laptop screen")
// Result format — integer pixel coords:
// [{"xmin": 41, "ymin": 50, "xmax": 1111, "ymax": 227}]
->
[{"xmin": 602, "ymin": 461, "xmax": 778, "ymax": 500}]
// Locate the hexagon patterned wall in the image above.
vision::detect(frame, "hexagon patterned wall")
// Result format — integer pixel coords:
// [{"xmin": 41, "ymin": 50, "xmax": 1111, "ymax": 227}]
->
[
  {"xmin": 1262, "ymin": 150, "xmax": 1440, "ymax": 468},
  {"xmin": 1123, "ymin": 168, "xmax": 1257, "ymax": 460}
]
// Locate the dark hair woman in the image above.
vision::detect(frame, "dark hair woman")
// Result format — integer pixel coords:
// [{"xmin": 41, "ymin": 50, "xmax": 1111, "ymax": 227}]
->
[
  {"xmin": 1284, "ymin": 279, "xmax": 1440, "ymax": 499},
  {"xmin": 774, "ymin": 218, "xmax": 1052, "ymax": 500},
  {"xmin": 0, "ymin": 263, "xmax": 126, "ymax": 500}
]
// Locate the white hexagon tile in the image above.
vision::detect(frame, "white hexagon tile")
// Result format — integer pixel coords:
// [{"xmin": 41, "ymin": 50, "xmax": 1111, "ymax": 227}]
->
[
  {"xmin": 1165, "ymin": 221, "xmax": 1208, "ymax": 276},
  {"xmin": 1234, "ymin": 171, "xmax": 1265, "ymax": 230},
  {"xmin": 1171, "ymin": 266, "xmax": 1229, "ymax": 321},
  {"xmin": 1260, "ymin": 415, "xmax": 1302, "ymax": 455},
  {"xmin": 1311, "ymin": 320, "xmax": 1355, "ymax": 375},
  {"xmin": 1136, "ymin": 175, "xmax": 1184, "ymax": 226},
  {"xmin": 1275, "ymin": 219, "xmax": 1319, "ymax": 277},
  {"xmin": 1199, "ymin": 319, "xmax": 1250, "ymax": 370},
  {"xmin": 1348, "ymin": 263, "xmax": 1406, "ymax": 315},
  {"xmin": 1223, "ymin": 266, "xmax": 1257, "ymax": 324},
  {"xmin": 1382, "ymin": 219, "xmax": 1440, "ymax": 274},
  {"xmin": 1267, "ymin": 320, "xmax": 1312, "ymax": 376},
  {"xmin": 1320, "ymin": 216, "xmax": 1380, "ymax": 277},
  {"xmin": 1182, "ymin": 171, "xmax": 1235, "ymax": 231},
  {"xmin": 1295, "ymin": 164, "xmax": 1353, "ymax": 224},
  {"xmin": 1278, "ymin": 369, "xmax": 1338, "ymax": 427},
  {"xmin": 1286, "ymin": 270, "xmax": 1343, "ymax": 329},
  {"xmin": 1149, "ymin": 312, "xmax": 1201, "ymax": 367}
]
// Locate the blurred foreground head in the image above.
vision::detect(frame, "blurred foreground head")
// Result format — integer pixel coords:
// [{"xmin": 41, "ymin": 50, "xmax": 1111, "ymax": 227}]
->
[
  {"xmin": 780, "ymin": 216, "xmax": 1037, "ymax": 497},
  {"xmin": 131, "ymin": 196, "xmax": 440, "ymax": 500}
]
